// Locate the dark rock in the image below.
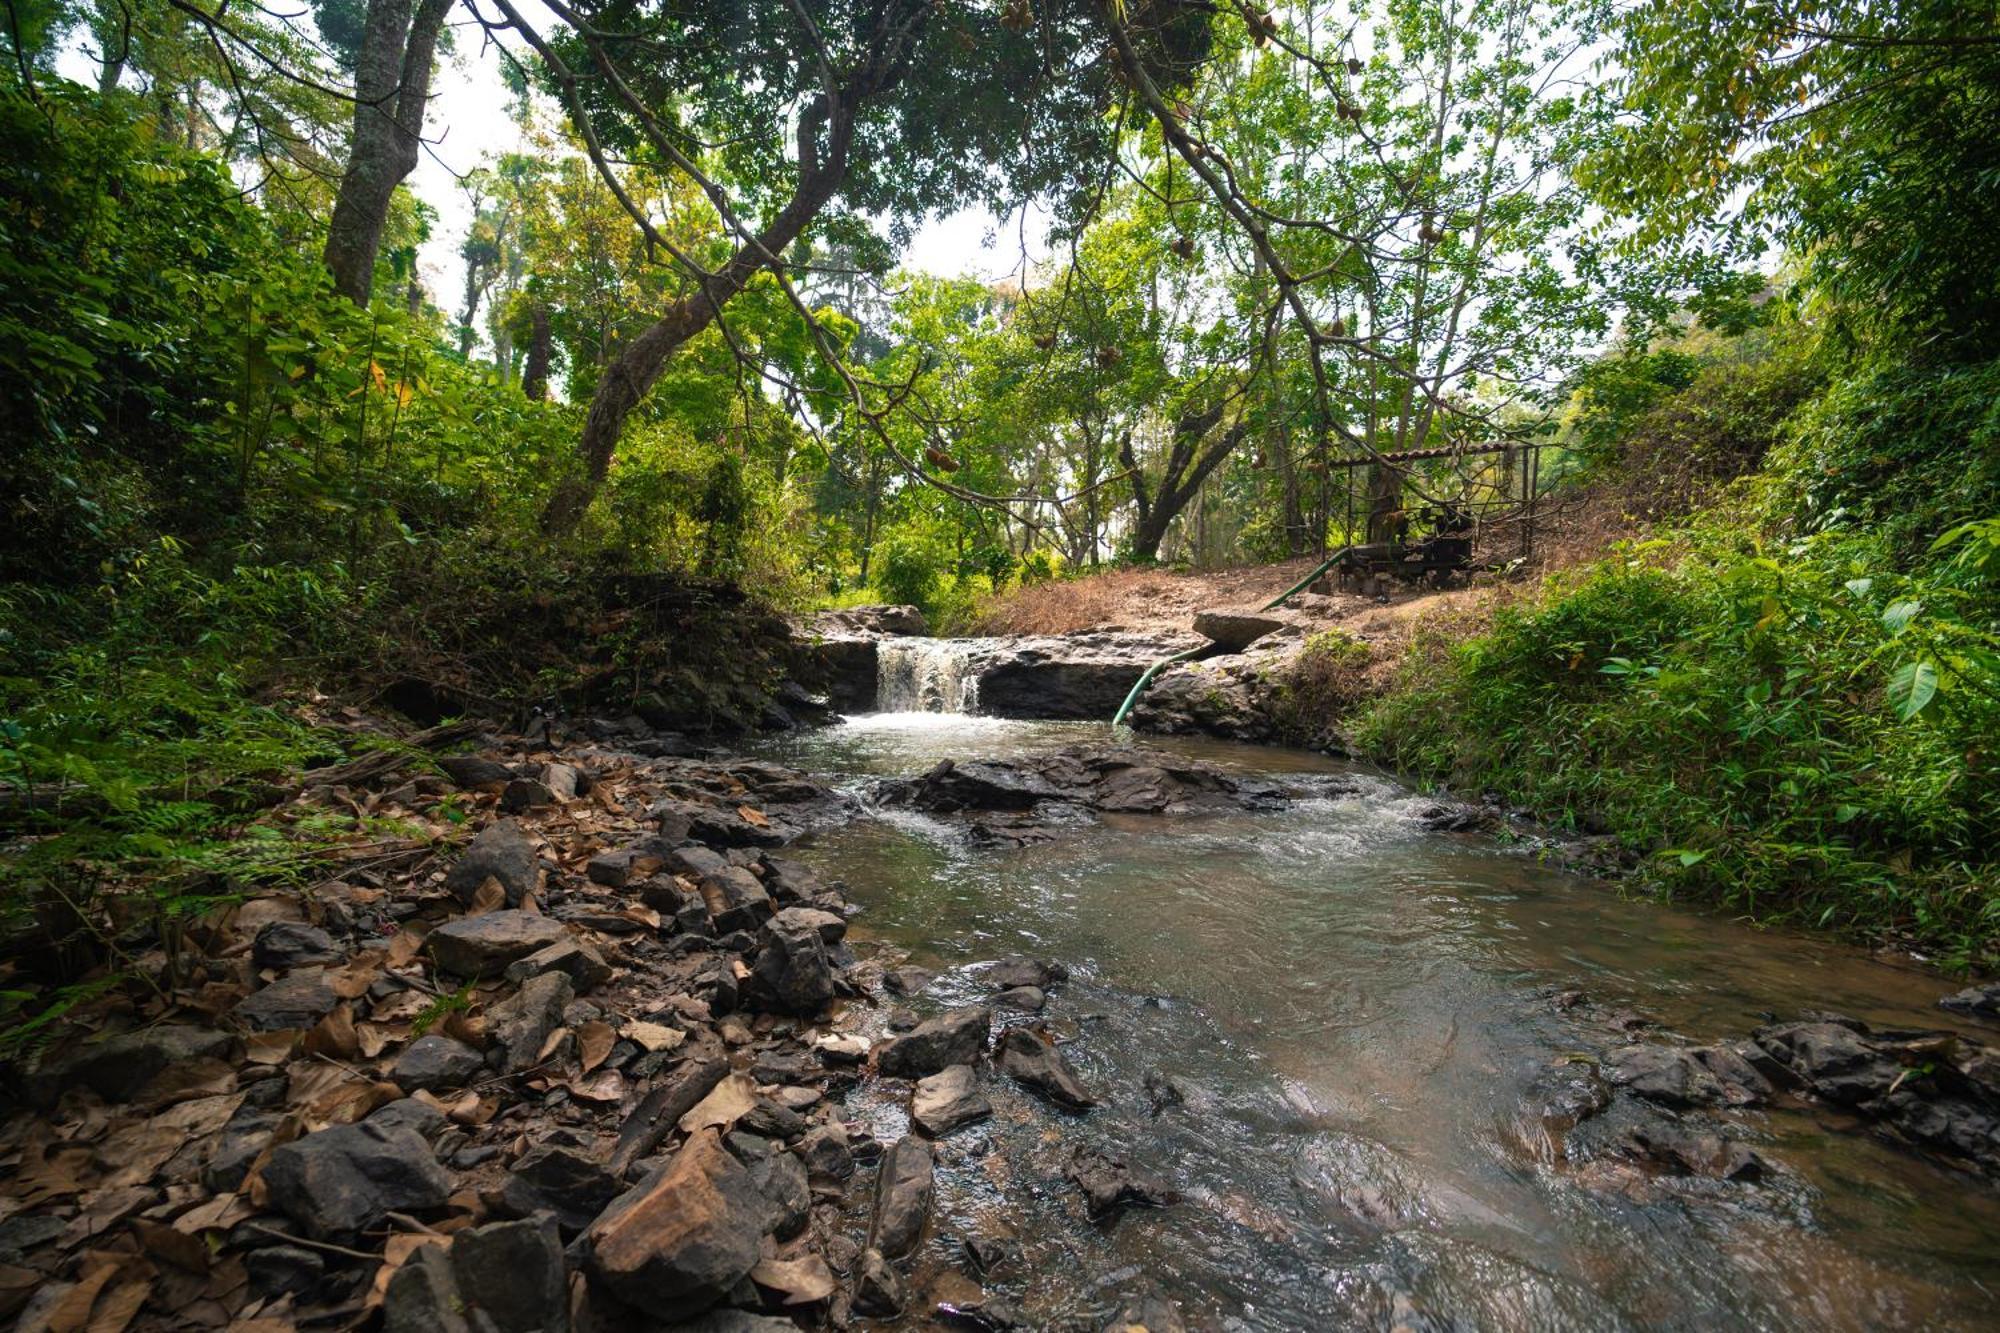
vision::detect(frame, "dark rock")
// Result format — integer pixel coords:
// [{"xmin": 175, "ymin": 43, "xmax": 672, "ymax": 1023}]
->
[
  {"xmin": 450, "ymin": 1215, "xmax": 570, "ymax": 1333},
  {"xmin": 583, "ymin": 1129, "xmax": 773, "ymax": 1319},
  {"xmin": 853, "ymin": 1248, "xmax": 905, "ymax": 1317},
  {"xmin": 698, "ymin": 867, "xmax": 774, "ymax": 932},
  {"xmin": 996, "ymin": 1027, "xmax": 1097, "ymax": 1110},
  {"xmin": 202, "ymin": 1109, "xmax": 280, "ymax": 1193},
  {"xmin": 911, "ymin": 1065, "xmax": 992, "ymax": 1138},
  {"xmin": 502, "ymin": 1145, "xmax": 621, "ymax": 1235},
  {"xmin": 667, "ymin": 846, "xmax": 732, "ymax": 880},
  {"xmin": 1941, "ymin": 983, "xmax": 2000, "ymax": 1021},
  {"xmin": 747, "ymin": 907, "xmax": 836, "ymax": 1015},
  {"xmin": 32, "ymin": 1024, "xmax": 233, "ymax": 1104},
  {"xmin": 253, "ymin": 921, "xmax": 346, "ymax": 970},
  {"xmin": 809, "ymin": 604, "xmax": 929, "ymax": 637},
  {"xmin": 370, "ymin": 1097, "xmax": 449, "ymax": 1138},
  {"xmin": 799, "ymin": 1124, "xmax": 855, "ymax": 1181},
  {"xmin": 868, "ymin": 1136, "xmax": 934, "ymax": 1260},
  {"xmin": 439, "ymin": 755, "xmax": 515, "ymax": 790},
  {"xmin": 1689, "ymin": 1043, "xmax": 1774, "ymax": 1105},
  {"xmin": 587, "ymin": 844, "xmax": 662, "ymax": 888},
  {"xmin": 877, "ymin": 1007, "xmax": 991, "ymax": 1079},
  {"xmin": 883, "ymin": 966, "xmax": 934, "ymax": 997},
  {"xmin": 993, "ymin": 986, "xmax": 1045, "ymax": 1013},
  {"xmin": 392, "ymin": 1034, "xmax": 486, "ymax": 1093},
  {"xmin": 740, "ymin": 1099, "xmax": 807, "ymax": 1140},
  {"xmin": 610, "ymin": 1056, "xmax": 731, "ymax": 1176},
  {"xmin": 1524, "ymin": 1064, "xmax": 1610, "ymax": 1136},
  {"xmin": 743, "ymin": 1148, "xmax": 810, "ymax": 1240},
  {"xmin": 264, "ymin": 1119, "xmax": 453, "ymax": 1239},
  {"xmin": 445, "ymin": 820, "xmax": 540, "ymax": 907},
  {"xmin": 501, "ymin": 778, "xmax": 556, "ymax": 813},
  {"xmin": 1142, "ymin": 1069, "xmax": 1185, "ymax": 1116},
  {"xmin": 245, "ymin": 1245, "xmax": 325, "ymax": 1301},
  {"xmin": 1619, "ymin": 1127, "xmax": 1765, "ymax": 1181},
  {"xmin": 503, "ymin": 938, "xmax": 613, "ymax": 993},
  {"xmin": 1064, "ymin": 1147, "xmax": 1177, "ymax": 1219},
  {"xmin": 1755, "ymin": 1021, "xmax": 1902, "ymax": 1105},
  {"xmin": 384, "ymin": 1243, "xmax": 469, "ymax": 1333},
  {"xmin": 960, "ymin": 1237, "xmax": 1015, "ymax": 1278},
  {"xmin": 236, "ymin": 968, "xmax": 341, "ymax": 1031},
  {"xmin": 429, "ymin": 911, "xmax": 567, "ymax": 979},
  {"xmin": 936, "ymin": 1294, "xmax": 1028, "ymax": 1330},
  {"xmin": 1601, "ymin": 1044, "xmax": 1728, "ymax": 1108},
  {"xmin": 486, "ymin": 972, "xmax": 575, "ymax": 1072},
  {"xmin": 987, "ymin": 955, "xmax": 1067, "ymax": 990}
]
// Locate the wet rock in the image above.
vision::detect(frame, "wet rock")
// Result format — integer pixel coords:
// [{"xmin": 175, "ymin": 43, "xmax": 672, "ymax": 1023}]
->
[
  {"xmin": 503, "ymin": 937, "xmax": 613, "ymax": 993},
  {"xmin": 699, "ymin": 866, "xmax": 775, "ymax": 932},
  {"xmin": 996, "ymin": 1027, "xmax": 1098, "ymax": 1110},
  {"xmin": 450, "ymin": 1215, "xmax": 570, "ymax": 1333},
  {"xmin": 439, "ymin": 754, "xmax": 515, "ymax": 790},
  {"xmin": 1619, "ymin": 1127, "xmax": 1765, "ymax": 1181},
  {"xmin": 1941, "ymin": 983, "xmax": 2000, "ymax": 1021},
  {"xmin": 1601, "ymin": 1044, "xmax": 1728, "ymax": 1108},
  {"xmin": 813, "ymin": 1032, "xmax": 870, "ymax": 1065},
  {"xmin": 583, "ymin": 1129, "xmax": 773, "ymax": 1319},
  {"xmin": 869, "ymin": 1136, "xmax": 935, "ymax": 1260},
  {"xmin": 911, "ymin": 1065, "xmax": 992, "ymax": 1138},
  {"xmin": 445, "ymin": 819, "xmax": 540, "ymax": 907},
  {"xmin": 486, "ymin": 972, "xmax": 575, "ymax": 1072},
  {"xmin": 993, "ymin": 985, "xmax": 1045, "ymax": 1013},
  {"xmin": 1064, "ymin": 1147, "xmax": 1177, "ymax": 1219},
  {"xmin": 799, "ymin": 1124, "xmax": 855, "ymax": 1181},
  {"xmin": 244, "ymin": 1245, "xmax": 325, "ymax": 1301},
  {"xmin": 253, "ymin": 921, "xmax": 346, "ymax": 970},
  {"xmin": 1754, "ymin": 1021, "xmax": 1903, "ymax": 1105},
  {"xmin": 502, "ymin": 1144, "xmax": 621, "ymax": 1235},
  {"xmin": 392, "ymin": 1034, "xmax": 487, "ymax": 1093},
  {"xmin": 986, "ymin": 956, "xmax": 1066, "ymax": 990},
  {"xmin": 960, "ymin": 1236, "xmax": 1015, "ymax": 1278},
  {"xmin": 1143, "ymin": 1069, "xmax": 1185, "ymax": 1116},
  {"xmin": 853, "ymin": 1248, "xmax": 905, "ymax": 1317},
  {"xmin": 235, "ymin": 967, "xmax": 340, "ymax": 1031},
  {"xmin": 1689, "ymin": 1043, "xmax": 1774, "ymax": 1105},
  {"xmin": 1102, "ymin": 1291, "xmax": 1189, "ymax": 1333},
  {"xmin": 877, "ymin": 1007, "xmax": 991, "ymax": 1079},
  {"xmin": 743, "ymin": 1147, "xmax": 811, "ymax": 1239},
  {"xmin": 31, "ymin": 1023, "xmax": 233, "ymax": 1104},
  {"xmin": 936, "ymin": 1292, "xmax": 1028, "ymax": 1330},
  {"xmin": 429, "ymin": 911, "xmax": 567, "ymax": 980},
  {"xmin": 883, "ymin": 966, "xmax": 934, "ymax": 996},
  {"xmin": 264, "ymin": 1119, "xmax": 453, "ymax": 1239},
  {"xmin": 747, "ymin": 907, "xmax": 837, "ymax": 1015},
  {"xmin": 1525, "ymin": 1063, "xmax": 1610, "ymax": 1135}
]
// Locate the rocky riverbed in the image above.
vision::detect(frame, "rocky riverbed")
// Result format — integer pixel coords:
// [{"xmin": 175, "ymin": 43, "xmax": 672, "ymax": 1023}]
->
[{"xmin": 6, "ymin": 716, "xmax": 2000, "ymax": 1332}]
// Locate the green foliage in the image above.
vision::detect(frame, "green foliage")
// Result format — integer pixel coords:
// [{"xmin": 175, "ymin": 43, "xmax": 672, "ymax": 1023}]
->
[{"xmin": 1355, "ymin": 522, "xmax": 2000, "ymax": 965}]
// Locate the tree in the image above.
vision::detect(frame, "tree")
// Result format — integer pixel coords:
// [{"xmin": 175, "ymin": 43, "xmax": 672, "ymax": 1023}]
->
[
  {"xmin": 487, "ymin": 0, "xmax": 1209, "ymax": 534},
  {"xmin": 321, "ymin": 0, "xmax": 453, "ymax": 304}
]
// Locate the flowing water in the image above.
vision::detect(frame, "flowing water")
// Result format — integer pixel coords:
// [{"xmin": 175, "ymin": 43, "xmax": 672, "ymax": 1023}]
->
[{"xmin": 752, "ymin": 714, "xmax": 2000, "ymax": 1331}]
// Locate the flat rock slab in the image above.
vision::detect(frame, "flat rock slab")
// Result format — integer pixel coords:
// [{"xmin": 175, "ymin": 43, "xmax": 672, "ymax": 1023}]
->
[
  {"xmin": 911, "ymin": 1065, "xmax": 992, "ymax": 1137},
  {"xmin": 1193, "ymin": 606, "xmax": 1294, "ymax": 650},
  {"xmin": 877, "ymin": 1007, "xmax": 991, "ymax": 1079},
  {"xmin": 997, "ymin": 1027, "xmax": 1097, "ymax": 1110},
  {"xmin": 429, "ymin": 911, "xmax": 567, "ymax": 979}
]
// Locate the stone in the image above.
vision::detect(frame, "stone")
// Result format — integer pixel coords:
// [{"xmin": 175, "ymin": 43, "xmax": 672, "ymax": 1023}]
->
[
  {"xmin": 993, "ymin": 986, "xmax": 1045, "ymax": 1013},
  {"xmin": 877, "ymin": 1007, "xmax": 991, "ymax": 1079},
  {"xmin": 1102, "ymin": 1292, "xmax": 1188, "ymax": 1333},
  {"xmin": 450, "ymin": 1215, "xmax": 570, "ymax": 1333},
  {"xmin": 384, "ymin": 1244, "xmax": 470, "ymax": 1333},
  {"xmin": 853, "ymin": 1248, "xmax": 904, "ymax": 1317},
  {"xmin": 1193, "ymin": 606, "xmax": 1291, "ymax": 650},
  {"xmin": 541, "ymin": 762, "xmax": 583, "ymax": 801},
  {"xmin": 504, "ymin": 938, "xmax": 613, "ymax": 993},
  {"xmin": 501, "ymin": 778, "xmax": 556, "ymax": 813},
  {"xmin": 748, "ymin": 908, "xmax": 837, "ymax": 1015},
  {"xmin": 1620, "ymin": 1127, "xmax": 1764, "ymax": 1181},
  {"xmin": 32, "ymin": 1024, "xmax": 233, "ymax": 1104},
  {"xmin": 1600, "ymin": 1044, "xmax": 1728, "ymax": 1108},
  {"xmin": 486, "ymin": 972, "xmax": 575, "ymax": 1072},
  {"xmin": 868, "ymin": 1136, "xmax": 934, "ymax": 1260},
  {"xmin": 370, "ymin": 1097, "xmax": 448, "ymax": 1137},
  {"xmin": 883, "ymin": 966, "xmax": 934, "ymax": 996},
  {"xmin": 583, "ymin": 1129, "xmax": 773, "ymax": 1319},
  {"xmin": 1941, "ymin": 983, "xmax": 2000, "ymax": 1021},
  {"xmin": 985, "ymin": 955, "xmax": 1067, "ymax": 990},
  {"xmin": 263, "ymin": 1119, "xmax": 453, "ymax": 1239},
  {"xmin": 429, "ymin": 911, "xmax": 567, "ymax": 979},
  {"xmin": 502, "ymin": 1144, "xmax": 620, "ymax": 1235},
  {"xmin": 786, "ymin": 906, "xmax": 847, "ymax": 944},
  {"xmin": 911, "ymin": 1065, "xmax": 992, "ymax": 1138},
  {"xmin": 392, "ymin": 1034, "xmax": 486, "ymax": 1093},
  {"xmin": 253, "ymin": 921, "xmax": 345, "ymax": 970},
  {"xmin": 203, "ymin": 1109, "xmax": 280, "ymax": 1192},
  {"xmin": 445, "ymin": 819, "xmax": 540, "ymax": 907},
  {"xmin": 743, "ymin": 1148, "xmax": 810, "ymax": 1240},
  {"xmin": 996, "ymin": 1027, "xmax": 1098, "ymax": 1110},
  {"xmin": 587, "ymin": 843, "xmax": 664, "ymax": 888},
  {"xmin": 799, "ymin": 1124, "xmax": 855, "ymax": 1181},
  {"xmin": 699, "ymin": 866, "xmax": 774, "ymax": 933},
  {"xmin": 1754, "ymin": 1021, "xmax": 1902, "ymax": 1105},
  {"xmin": 1064, "ymin": 1147, "xmax": 1177, "ymax": 1219},
  {"xmin": 235, "ymin": 968, "xmax": 340, "ymax": 1031},
  {"xmin": 244, "ymin": 1245, "xmax": 325, "ymax": 1301},
  {"xmin": 439, "ymin": 755, "xmax": 515, "ymax": 790}
]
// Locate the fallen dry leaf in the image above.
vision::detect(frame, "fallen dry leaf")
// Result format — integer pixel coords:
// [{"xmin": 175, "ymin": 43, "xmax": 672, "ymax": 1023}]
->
[
  {"xmin": 750, "ymin": 1253, "xmax": 834, "ymax": 1305},
  {"xmin": 736, "ymin": 805, "xmax": 769, "ymax": 828},
  {"xmin": 468, "ymin": 877, "xmax": 507, "ymax": 916},
  {"xmin": 242, "ymin": 1030, "xmax": 300, "ymax": 1066},
  {"xmin": 623, "ymin": 1021, "xmax": 684, "ymax": 1053},
  {"xmin": 678, "ymin": 1072, "xmax": 756, "ymax": 1136},
  {"xmin": 303, "ymin": 1003, "xmax": 360, "ymax": 1060},
  {"xmin": 566, "ymin": 1070, "xmax": 624, "ymax": 1104},
  {"xmin": 364, "ymin": 1234, "xmax": 447, "ymax": 1311},
  {"xmin": 577, "ymin": 1022, "xmax": 614, "ymax": 1073}
]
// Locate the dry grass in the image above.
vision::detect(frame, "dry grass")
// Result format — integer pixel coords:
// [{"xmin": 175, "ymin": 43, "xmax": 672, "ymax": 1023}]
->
[{"xmin": 967, "ymin": 558, "xmax": 1324, "ymax": 635}]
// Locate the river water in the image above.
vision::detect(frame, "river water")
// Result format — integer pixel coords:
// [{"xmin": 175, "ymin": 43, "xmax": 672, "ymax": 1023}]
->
[{"xmin": 752, "ymin": 714, "xmax": 2000, "ymax": 1331}]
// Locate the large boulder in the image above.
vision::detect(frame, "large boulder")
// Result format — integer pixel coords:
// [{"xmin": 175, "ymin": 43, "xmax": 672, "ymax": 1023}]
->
[
  {"xmin": 1192, "ymin": 606, "xmax": 1293, "ymax": 651},
  {"xmin": 429, "ymin": 911, "xmax": 567, "ymax": 979},
  {"xmin": 445, "ymin": 820, "xmax": 540, "ymax": 907},
  {"xmin": 911, "ymin": 1065, "xmax": 991, "ymax": 1137},
  {"xmin": 583, "ymin": 1129, "xmax": 773, "ymax": 1319},
  {"xmin": 877, "ymin": 1007, "xmax": 991, "ymax": 1079},
  {"xmin": 868, "ymin": 1136, "xmax": 934, "ymax": 1260},
  {"xmin": 263, "ymin": 1120, "xmax": 452, "ymax": 1239}
]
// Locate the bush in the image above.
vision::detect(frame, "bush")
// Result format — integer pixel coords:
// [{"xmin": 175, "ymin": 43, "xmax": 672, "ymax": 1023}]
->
[{"xmin": 873, "ymin": 531, "xmax": 944, "ymax": 610}]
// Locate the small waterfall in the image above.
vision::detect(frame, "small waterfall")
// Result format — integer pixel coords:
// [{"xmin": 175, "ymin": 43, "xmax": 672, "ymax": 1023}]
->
[{"xmin": 876, "ymin": 638, "xmax": 980, "ymax": 713}]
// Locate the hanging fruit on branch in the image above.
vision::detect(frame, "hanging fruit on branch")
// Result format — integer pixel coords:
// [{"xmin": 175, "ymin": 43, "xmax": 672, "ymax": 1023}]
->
[{"xmin": 925, "ymin": 445, "xmax": 962, "ymax": 473}]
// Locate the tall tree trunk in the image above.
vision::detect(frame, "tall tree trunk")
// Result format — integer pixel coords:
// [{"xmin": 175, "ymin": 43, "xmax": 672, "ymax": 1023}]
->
[
  {"xmin": 323, "ymin": 0, "xmax": 453, "ymax": 306},
  {"xmin": 521, "ymin": 303, "xmax": 553, "ymax": 400},
  {"xmin": 539, "ymin": 110, "xmax": 852, "ymax": 535}
]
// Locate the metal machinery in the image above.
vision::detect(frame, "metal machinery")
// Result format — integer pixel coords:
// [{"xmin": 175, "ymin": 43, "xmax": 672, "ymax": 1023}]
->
[{"xmin": 1319, "ymin": 441, "xmax": 1546, "ymax": 596}]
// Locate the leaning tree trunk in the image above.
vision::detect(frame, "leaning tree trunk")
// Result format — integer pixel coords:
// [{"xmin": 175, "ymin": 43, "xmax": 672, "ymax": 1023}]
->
[
  {"xmin": 323, "ymin": 0, "xmax": 453, "ymax": 306},
  {"xmin": 521, "ymin": 303, "xmax": 553, "ymax": 401},
  {"xmin": 538, "ymin": 119, "xmax": 850, "ymax": 535}
]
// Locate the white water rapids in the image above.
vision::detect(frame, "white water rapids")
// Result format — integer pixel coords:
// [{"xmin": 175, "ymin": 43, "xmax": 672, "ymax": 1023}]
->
[{"xmin": 874, "ymin": 637, "xmax": 983, "ymax": 713}]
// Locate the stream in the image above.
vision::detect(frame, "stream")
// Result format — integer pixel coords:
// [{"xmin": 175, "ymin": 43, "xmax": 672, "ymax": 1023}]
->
[{"xmin": 752, "ymin": 713, "xmax": 2000, "ymax": 1331}]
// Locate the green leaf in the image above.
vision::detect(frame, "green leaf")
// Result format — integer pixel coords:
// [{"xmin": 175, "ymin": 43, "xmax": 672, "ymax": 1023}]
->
[
  {"xmin": 1885, "ymin": 659, "xmax": 1939, "ymax": 721},
  {"xmin": 1881, "ymin": 600, "xmax": 1922, "ymax": 633}
]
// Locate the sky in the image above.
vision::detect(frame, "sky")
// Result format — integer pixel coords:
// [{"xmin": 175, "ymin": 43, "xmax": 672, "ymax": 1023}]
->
[{"xmin": 411, "ymin": 28, "xmax": 1046, "ymax": 334}]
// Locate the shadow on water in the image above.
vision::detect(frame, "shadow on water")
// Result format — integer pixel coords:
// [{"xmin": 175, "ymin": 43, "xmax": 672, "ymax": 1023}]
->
[{"xmin": 753, "ymin": 715, "xmax": 2000, "ymax": 1331}]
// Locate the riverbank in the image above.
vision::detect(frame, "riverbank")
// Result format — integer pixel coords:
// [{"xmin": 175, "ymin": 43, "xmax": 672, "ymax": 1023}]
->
[{"xmin": 8, "ymin": 709, "xmax": 2000, "ymax": 1331}]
